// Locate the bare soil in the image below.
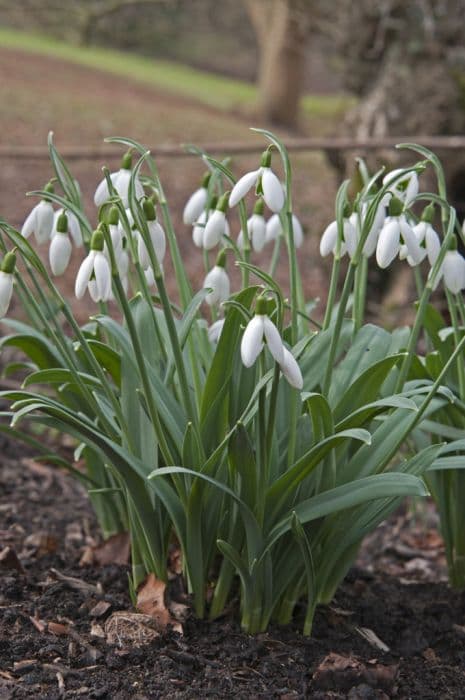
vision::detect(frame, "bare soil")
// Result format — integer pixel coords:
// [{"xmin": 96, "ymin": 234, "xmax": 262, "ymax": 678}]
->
[{"xmin": 1, "ymin": 429, "xmax": 465, "ymax": 699}]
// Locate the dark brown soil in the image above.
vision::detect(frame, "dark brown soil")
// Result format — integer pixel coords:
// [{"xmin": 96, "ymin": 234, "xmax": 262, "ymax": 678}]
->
[{"xmin": 1, "ymin": 430, "xmax": 465, "ymax": 699}]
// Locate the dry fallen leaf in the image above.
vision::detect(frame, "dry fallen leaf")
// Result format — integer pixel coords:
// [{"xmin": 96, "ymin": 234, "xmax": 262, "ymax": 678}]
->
[
  {"xmin": 312, "ymin": 652, "xmax": 398, "ymax": 692},
  {"xmin": 104, "ymin": 611, "xmax": 160, "ymax": 647},
  {"xmin": 0, "ymin": 546, "xmax": 25, "ymax": 575},
  {"xmin": 137, "ymin": 573, "xmax": 183, "ymax": 634},
  {"xmin": 91, "ymin": 532, "xmax": 131, "ymax": 566}
]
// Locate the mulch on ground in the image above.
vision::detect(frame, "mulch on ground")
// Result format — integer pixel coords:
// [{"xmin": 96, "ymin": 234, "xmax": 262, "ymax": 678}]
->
[{"xmin": 1, "ymin": 429, "xmax": 465, "ymax": 699}]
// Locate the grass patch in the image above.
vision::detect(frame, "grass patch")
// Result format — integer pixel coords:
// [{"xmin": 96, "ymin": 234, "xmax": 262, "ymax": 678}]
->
[{"xmin": 0, "ymin": 27, "xmax": 353, "ymax": 122}]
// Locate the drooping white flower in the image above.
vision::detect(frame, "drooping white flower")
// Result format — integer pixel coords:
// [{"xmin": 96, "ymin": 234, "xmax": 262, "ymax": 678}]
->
[
  {"xmin": 203, "ymin": 251, "xmax": 230, "ymax": 306},
  {"xmin": 240, "ymin": 299, "xmax": 284, "ymax": 368},
  {"xmin": 320, "ymin": 214, "xmax": 356, "ymax": 258},
  {"xmin": 22, "ymin": 184, "xmax": 55, "ymax": 244},
  {"xmin": 238, "ymin": 199, "xmax": 267, "ymax": 252},
  {"xmin": 94, "ymin": 151, "xmax": 144, "ymax": 208},
  {"xmin": 183, "ymin": 172, "xmax": 211, "ymax": 225},
  {"xmin": 280, "ymin": 347, "xmax": 303, "ymax": 389},
  {"xmin": 266, "ymin": 213, "xmax": 304, "ymax": 248},
  {"xmin": 52, "ymin": 208, "xmax": 83, "ymax": 247},
  {"xmin": 75, "ymin": 230, "xmax": 112, "ymax": 302},
  {"xmin": 208, "ymin": 318, "xmax": 225, "ymax": 344},
  {"xmin": 431, "ymin": 248, "xmax": 465, "ymax": 294},
  {"xmin": 49, "ymin": 212, "xmax": 73, "ymax": 276},
  {"xmin": 348, "ymin": 195, "xmax": 389, "ymax": 258},
  {"xmin": 0, "ymin": 252, "xmax": 16, "ymax": 319},
  {"xmin": 192, "ymin": 210, "xmax": 208, "ymax": 248},
  {"xmin": 376, "ymin": 198, "xmax": 423, "ymax": 269},
  {"xmin": 229, "ymin": 150, "xmax": 285, "ymax": 213},
  {"xmin": 137, "ymin": 199, "xmax": 166, "ymax": 268},
  {"xmin": 383, "ymin": 169, "xmax": 419, "ymax": 208},
  {"xmin": 202, "ymin": 193, "xmax": 230, "ymax": 250}
]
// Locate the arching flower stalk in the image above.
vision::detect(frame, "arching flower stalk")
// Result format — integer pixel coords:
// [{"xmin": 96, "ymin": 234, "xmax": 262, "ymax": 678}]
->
[
  {"xmin": 229, "ymin": 148, "xmax": 285, "ymax": 213},
  {"xmin": 21, "ymin": 182, "xmax": 55, "ymax": 244}
]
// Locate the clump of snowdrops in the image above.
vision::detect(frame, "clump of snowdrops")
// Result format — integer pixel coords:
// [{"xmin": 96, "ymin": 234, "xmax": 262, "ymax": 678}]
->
[{"xmin": 1, "ymin": 131, "xmax": 464, "ymax": 635}]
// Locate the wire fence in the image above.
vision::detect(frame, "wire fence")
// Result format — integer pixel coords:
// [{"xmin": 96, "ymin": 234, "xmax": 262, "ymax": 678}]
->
[{"xmin": 2, "ymin": 136, "xmax": 465, "ymax": 161}]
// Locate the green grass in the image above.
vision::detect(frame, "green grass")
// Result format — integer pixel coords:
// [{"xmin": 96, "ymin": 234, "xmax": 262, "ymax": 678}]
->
[{"xmin": 0, "ymin": 27, "xmax": 352, "ymax": 121}]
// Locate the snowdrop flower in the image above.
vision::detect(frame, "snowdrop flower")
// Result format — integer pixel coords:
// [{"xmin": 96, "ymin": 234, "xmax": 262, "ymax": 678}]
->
[
  {"xmin": 348, "ymin": 194, "xmax": 389, "ymax": 258},
  {"xmin": 320, "ymin": 206, "xmax": 356, "ymax": 258},
  {"xmin": 203, "ymin": 250, "xmax": 230, "ymax": 306},
  {"xmin": 21, "ymin": 182, "xmax": 55, "ymax": 244},
  {"xmin": 49, "ymin": 212, "xmax": 73, "ymax": 276},
  {"xmin": 183, "ymin": 172, "xmax": 211, "ymax": 225},
  {"xmin": 192, "ymin": 209, "xmax": 208, "ymax": 248},
  {"xmin": 431, "ymin": 240, "xmax": 465, "ymax": 294},
  {"xmin": 208, "ymin": 318, "xmax": 225, "ymax": 344},
  {"xmin": 94, "ymin": 151, "xmax": 144, "ymax": 208},
  {"xmin": 202, "ymin": 193, "xmax": 230, "ymax": 250},
  {"xmin": 0, "ymin": 252, "xmax": 16, "ymax": 319},
  {"xmin": 75, "ymin": 229, "xmax": 112, "ymax": 302},
  {"xmin": 229, "ymin": 149, "xmax": 285, "ymax": 213},
  {"xmin": 241, "ymin": 298, "xmax": 284, "ymax": 368},
  {"xmin": 52, "ymin": 208, "xmax": 82, "ymax": 247},
  {"xmin": 383, "ymin": 169, "xmax": 419, "ymax": 208},
  {"xmin": 137, "ymin": 199, "xmax": 166, "ymax": 268},
  {"xmin": 376, "ymin": 198, "xmax": 423, "ymax": 269},
  {"xmin": 240, "ymin": 298, "xmax": 303, "ymax": 389},
  {"xmin": 238, "ymin": 199, "xmax": 267, "ymax": 252},
  {"xmin": 266, "ymin": 212, "xmax": 304, "ymax": 248}
]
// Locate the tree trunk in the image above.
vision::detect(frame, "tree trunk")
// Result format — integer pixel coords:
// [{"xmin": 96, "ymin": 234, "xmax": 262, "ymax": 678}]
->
[{"xmin": 244, "ymin": 0, "xmax": 309, "ymax": 129}]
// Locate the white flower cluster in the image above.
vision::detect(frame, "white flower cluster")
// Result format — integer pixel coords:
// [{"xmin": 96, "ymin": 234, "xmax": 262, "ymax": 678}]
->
[{"xmin": 320, "ymin": 168, "xmax": 465, "ymax": 294}]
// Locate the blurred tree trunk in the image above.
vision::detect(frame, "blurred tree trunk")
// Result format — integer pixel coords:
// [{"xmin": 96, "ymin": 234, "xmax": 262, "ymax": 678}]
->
[{"xmin": 244, "ymin": 0, "xmax": 310, "ymax": 128}]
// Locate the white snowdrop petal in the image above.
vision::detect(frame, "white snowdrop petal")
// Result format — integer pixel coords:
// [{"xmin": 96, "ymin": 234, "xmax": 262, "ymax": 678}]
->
[
  {"xmin": 149, "ymin": 220, "xmax": 166, "ymax": 263},
  {"xmin": 68, "ymin": 212, "xmax": 83, "ymax": 247},
  {"xmin": 263, "ymin": 317, "xmax": 284, "ymax": 364},
  {"xmin": 237, "ymin": 229, "xmax": 244, "ymax": 250},
  {"xmin": 203, "ymin": 266, "xmax": 230, "ymax": 305},
  {"xmin": 344, "ymin": 220, "xmax": 358, "ymax": 259},
  {"xmin": 261, "ymin": 168, "xmax": 285, "ymax": 213},
  {"xmin": 266, "ymin": 213, "xmax": 281, "ymax": 243},
  {"xmin": 229, "ymin": 170, "xmax": 260, "ymax": 207},
  {"xmin": 241, "ymin": 315, "xmax": 265, "ymax": 368},
  {"xmin": 280, "ymin": 348, "xmax": 303, "ymax": 389},
  {"xmin": 75, "ymin": 251, "xmax": 96, "ymax": 299},
  {"xmin": 145, "ymin": 266, "xmax": 155, "ymax": 287},
  {"xmin": 443, "ymin": 251, "xmax": 465, "ymax": 294},
  {"xmin": 404, "ymin": 173, "xmax": 419, "ymax": 206},
  {"xmin": 49, "ymin": 234, "xmax": 72, "ymax": 276},
  {"xmin": 412, "ymin": 221, "xmax": 427, "ymax": 244},
  {"xmin": 21, "ymin": 207, "xmax": 37, "ymax": 239},
  {"xmin": 183, "ymin": 187, "xmax": 208, "ymax": 225},
  {"xmin": 94, "ymin": 252, "xmax": 112, "ymax": 301},
  {"xmin": 203, "ymin": 210, "xmax": 226, "ymax": 250},
  {"xmin": 292, "ymin": 214, "xmax": 304, "ymax": 248},
  {"xmin": 94, "ymin": 172, "xmax": 117, "ymax": 207},
  {"xmin": 208, "ymin": 319, "xmax": 225, "ymax": 344},
  {"xmin": 192, "ymin": 211, "xmax": 206, "ymax": 247},
  {"xmin": 320, "ymin": 221, "xmax": 338, "ymax": 257},
  {"xmin": 249, "ymin": 214, "xmax": 266, "ymax": 252},
  {"xmin": 376, "ymin": 219, "xmax": 400, "ymax": 269},
  {"xmin": 425, "ymin": 226, "xmax": 441, "ymax": 266},
  {"xmin": 35, "ymin": 201, "xmax": 54, "ymax": 244},
  {"xmin": 138, "ymin": 234, "xmax": 150, "ymax": 269},
  {"xmin": 0, "ymin": 271, "xmax": 13, "ymax": 318},
  {"xmin": 399, "ymin": 217, "xmax": 423, "ymax": 265}
]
